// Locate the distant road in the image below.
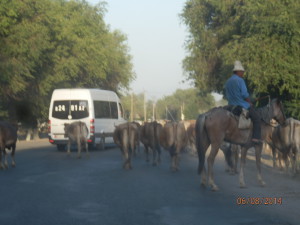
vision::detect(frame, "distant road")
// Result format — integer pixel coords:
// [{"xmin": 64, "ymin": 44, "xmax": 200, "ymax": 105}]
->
[{"xmin": 0, "ymin": 140, "xmax": 299, "ymax": 225}]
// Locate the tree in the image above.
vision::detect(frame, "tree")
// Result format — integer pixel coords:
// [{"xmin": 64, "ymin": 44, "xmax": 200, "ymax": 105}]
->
[
  {"xmin": 181, "ymin": 0, "xmax": 300, "ymax": 118},
  {"xmin": 0, "ymin": 0, "xmax": 134, "ymax": 129}
]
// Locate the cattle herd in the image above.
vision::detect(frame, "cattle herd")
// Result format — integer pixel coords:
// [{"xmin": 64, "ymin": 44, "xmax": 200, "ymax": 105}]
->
[
  {"xmin": 0, "ymin": 114, "xmax": 299, "ymax": 191},
  {"xmin": 113, "ymin": 116, "xmax": 300, "ymax": 185}
]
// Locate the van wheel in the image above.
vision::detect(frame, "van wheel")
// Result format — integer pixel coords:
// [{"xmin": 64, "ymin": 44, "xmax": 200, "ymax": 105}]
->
[{"xmin": 57, "ymin": 144, "xmax": 66, "ymax": 151}]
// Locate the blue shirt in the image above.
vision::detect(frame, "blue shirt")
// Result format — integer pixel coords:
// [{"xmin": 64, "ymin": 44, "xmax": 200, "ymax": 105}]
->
[{"xmin": 225, "ymin": 74, "xmax": 250, "ymax": 109}]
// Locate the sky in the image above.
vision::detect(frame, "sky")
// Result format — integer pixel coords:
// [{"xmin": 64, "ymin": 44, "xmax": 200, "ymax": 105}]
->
[{"xmin": 86, "ymin": 0, "xmax": 194, "ymax": 100}]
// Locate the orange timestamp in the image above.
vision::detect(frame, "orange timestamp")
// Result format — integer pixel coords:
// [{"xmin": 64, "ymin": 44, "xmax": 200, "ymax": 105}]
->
[{"xmin": 236, "ymin": 197, "xmax": 283, "ymax": 205}]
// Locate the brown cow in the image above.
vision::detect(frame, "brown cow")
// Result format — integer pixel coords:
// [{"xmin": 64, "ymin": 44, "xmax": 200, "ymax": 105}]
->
[
  {"xmin": 113, "ymin": 122, "xmax": 139, "ymax": 170},
  {"xmin": 0, "ymin": 121, "xmax": 18, "ymax": 169},
  {"xmin": 159, "ymin": 121, "xmax": 188, "ymax": 171},
  {"xmin": 64, "ymin": 121, "xmax": 89, "ymax": 158},
  {"xmin": 270, "ymin": 118, "xmax": 300, "ymax": 175},
  {"xmin": 140, "ymin": 121, "xmax": 163, "ymax": 166}
]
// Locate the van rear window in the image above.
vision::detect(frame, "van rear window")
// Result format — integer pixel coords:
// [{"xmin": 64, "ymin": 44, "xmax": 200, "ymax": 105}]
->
[
  {"xmin": 94, "ymin": 101, "xmax": 118, "ymax": 119},
  {"xmin": 52, "ymin": 100, "xmax": 89, "ymax": 119}
]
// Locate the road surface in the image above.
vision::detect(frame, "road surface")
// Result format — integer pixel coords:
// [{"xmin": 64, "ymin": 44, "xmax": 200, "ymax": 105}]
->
[{"xmin": 0, "ymin": 140, "xmax": 299, "ymax": 225}]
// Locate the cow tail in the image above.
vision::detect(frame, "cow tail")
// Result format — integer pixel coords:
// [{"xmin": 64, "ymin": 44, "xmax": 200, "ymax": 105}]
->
[{"xmin": 195, "ymin": 114, "xmax": 206, "ymax": 175}]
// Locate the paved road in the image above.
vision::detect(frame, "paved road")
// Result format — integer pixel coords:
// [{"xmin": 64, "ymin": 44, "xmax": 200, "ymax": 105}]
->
[{"xmin": 0, "ymin": 140, "xmax": 299, "ymax": 225}]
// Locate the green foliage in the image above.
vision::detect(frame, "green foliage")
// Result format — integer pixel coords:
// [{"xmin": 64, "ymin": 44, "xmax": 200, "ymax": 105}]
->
[
  {"xmin": 181, "ymin": 0, "xmax": 300, "ymax": 118},
  {"xmin": 0, "ymin": 0, "xmax": 134, "ymax": 124}
]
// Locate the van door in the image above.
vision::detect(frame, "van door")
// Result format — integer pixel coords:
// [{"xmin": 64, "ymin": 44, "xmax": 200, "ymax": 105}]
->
[{"xmin": 50, "ymin": 100, "xmax": 90, "ymax": 140}]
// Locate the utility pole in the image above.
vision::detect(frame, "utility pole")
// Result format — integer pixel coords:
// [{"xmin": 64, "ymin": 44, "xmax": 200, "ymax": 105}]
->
[
  {"xmin": 130, "ymin": 92, "xmax": 134, "ymax": 121},
  {"xmin": 152, "ymin": 102, "xmax": 155, "ymax": 121},
  {"xmin": 181, "ymin": 102, "xmax": 185, "ymax": 121},
  {"xmin": 143, "ymin": 91, "xmax": 146, "ymax": 121}
]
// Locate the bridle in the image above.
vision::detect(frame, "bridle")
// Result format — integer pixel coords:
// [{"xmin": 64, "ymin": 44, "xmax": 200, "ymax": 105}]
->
[{"xmin": 259, "ymin": 97, "xmax": 286, "ymax": 127}]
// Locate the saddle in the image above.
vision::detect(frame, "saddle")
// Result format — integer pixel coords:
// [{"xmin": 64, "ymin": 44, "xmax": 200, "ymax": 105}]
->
[{"xmin": 223, "ymin": 105, "xmax": 251, "ymax": 129}]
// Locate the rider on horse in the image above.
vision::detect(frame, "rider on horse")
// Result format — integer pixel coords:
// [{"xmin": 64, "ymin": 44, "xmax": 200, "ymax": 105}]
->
[{"xmin": 224, "ymin": 60, "xmax": 262, "ymax": 144}]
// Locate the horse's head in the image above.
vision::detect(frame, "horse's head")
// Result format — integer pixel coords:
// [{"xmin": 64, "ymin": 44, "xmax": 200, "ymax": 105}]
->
[{"xmin": 270, "ymin": 99, "xmax": 286, "ymax": 125}]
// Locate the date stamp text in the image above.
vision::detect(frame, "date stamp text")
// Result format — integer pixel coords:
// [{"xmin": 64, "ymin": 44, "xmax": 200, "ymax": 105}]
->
[{"xmin": 236, "ymin": 197, "xmax": 283, "ymax": 205}]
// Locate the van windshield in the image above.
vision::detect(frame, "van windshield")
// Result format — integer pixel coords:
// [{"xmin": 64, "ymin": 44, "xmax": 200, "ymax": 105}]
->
[{"xmin": 52, "ymin": 100, "xmax": 89, "ymax": 119}]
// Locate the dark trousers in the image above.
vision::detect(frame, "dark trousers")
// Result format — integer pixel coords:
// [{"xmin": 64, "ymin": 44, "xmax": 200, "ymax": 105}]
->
[{"xmin": 248, "ymin": 106, "xmax": 261, "ymax": 139}]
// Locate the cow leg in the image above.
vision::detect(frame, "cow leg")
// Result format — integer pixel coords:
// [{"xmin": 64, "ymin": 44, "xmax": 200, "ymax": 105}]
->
[
  {"xmin": 239, "ymin": 147, "xmax": 247, "ymax": 188},
  {"xmin": 277, "ymin": 152, "xmax": 284, "ymax": 170},
  {"xmin": 282, "ymin": 153, "xmax": 289, "ymax": 173},
  {"xmin": 207, "ymin": 144, "xmax": 220, "ymax": 191},
  {"xmin": 290, "ymin": 149, "xmax": 296, "ymax": 176},
  {"xmin": 77, "ymin": 138, "xmax": 81, "ymax": 159},
  {"xmin": 11, "ymin": 144, "xmax": 16, "ymax": 167},
  {"xmin": 144, "ymin": 146, "xmax": 150, "ymax": 162},
  {"xmin": 3, "ymin": 149, "xmax": 8, "ymax": 169},
  {"xmin": 123, "ymin": 148, "xmax": 131, "ymax": 170},
  {"xmin": 255, "ymin": 144, "xmax": 266, "ymax": 187},
  {"xmin": 271, "ymin": 146, "xmax": 277, "ymax": 168},
  {"xmin": 157, "ymin": 145, "xmax": 161, "ymax": 165},
  {"xmin": 152, "ymin": 147, "xmax": 157, "ymax": 166},
  {"xmin": 67, "ymin": 140, "xmax": 71, "ymax": 156},
  {"xmin": 0, "ymin": 148, "xmax": 3, "ymax": 170},
  {"xmin": 128, "ymin": 147, "xmax": 133, "ymax": 169},
  {"xmin": 173, "ymin": 146, "xmax": 182, "ymax": 172},
  {"xmin": 83, "ymin": 140, "xmax": 89, "ymax": 158},
  {"xmin": 169, "ymin": 145, "xmax": 177, "ymax": 172}
]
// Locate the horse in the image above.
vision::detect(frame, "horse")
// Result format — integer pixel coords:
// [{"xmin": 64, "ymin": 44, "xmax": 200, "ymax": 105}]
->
[{"xmin": 195, "ymin": 99, "xmax": 286, "ymax": 191}]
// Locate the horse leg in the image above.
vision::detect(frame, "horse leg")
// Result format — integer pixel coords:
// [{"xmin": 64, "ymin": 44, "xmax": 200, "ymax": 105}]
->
[
  {"xmin": 255, "ymin": 144, "xmax": 266, "ymax": 187},
  {"xmin": 207, "ymin": 144, "xmax": 220, "ymax": 191},
  {"xmin": 239, "ymin": 147, "xmax": 247, "ymax": 188},
  {"xmin": 233, "ymin": 145, "xmax": 239, "ymax": 174},
  {"xmin": 197, "ymin": 143, "xmax": 209, "ymax": 188}
]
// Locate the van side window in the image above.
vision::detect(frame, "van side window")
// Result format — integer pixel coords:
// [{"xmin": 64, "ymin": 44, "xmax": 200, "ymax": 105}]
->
[
  {"xmin": 94, "ymin": 101, "xmax": 118, "ymax": 119},
  {"xmin": 110, "ymin": 102, "xmax": 118, "ymax": 119}
]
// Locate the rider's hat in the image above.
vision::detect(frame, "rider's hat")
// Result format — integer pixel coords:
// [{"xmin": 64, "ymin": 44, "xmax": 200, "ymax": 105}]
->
[{"xmin": 233, "ymin": 60, "xmax": 245, "ymax": 72}]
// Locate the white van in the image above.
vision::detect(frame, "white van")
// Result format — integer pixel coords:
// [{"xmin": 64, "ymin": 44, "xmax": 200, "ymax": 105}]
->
[{"xmin": 48, "ymin": 88, "xmax": 126, "ymax": 150}]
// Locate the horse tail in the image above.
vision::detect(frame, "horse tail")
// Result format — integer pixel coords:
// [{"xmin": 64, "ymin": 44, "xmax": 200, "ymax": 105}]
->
[{"xmin": 195, "ymin": 113, "xmax": 207, "ymax": 174}]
